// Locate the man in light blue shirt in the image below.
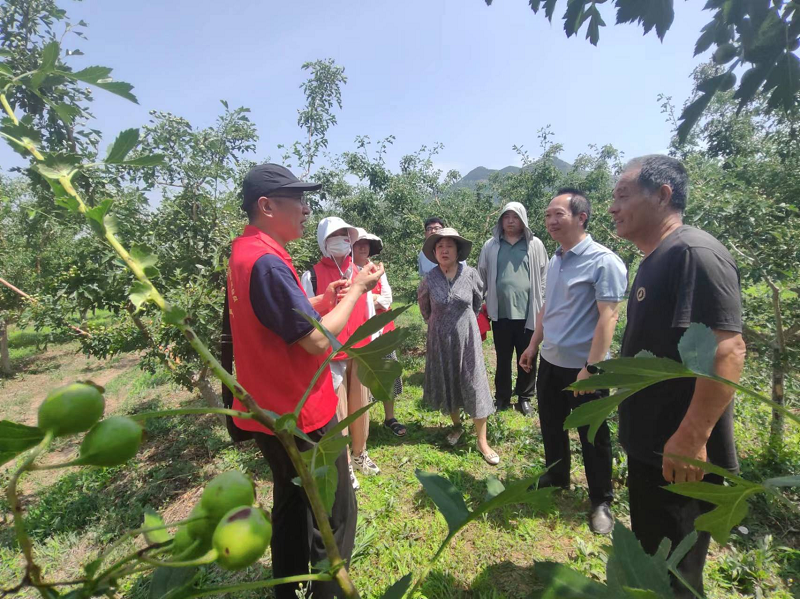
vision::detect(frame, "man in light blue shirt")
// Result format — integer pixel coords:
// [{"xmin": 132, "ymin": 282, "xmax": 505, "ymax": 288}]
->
[{"xmin": 520, "ymin": 188, "xmax": 627, "ymax": 535}]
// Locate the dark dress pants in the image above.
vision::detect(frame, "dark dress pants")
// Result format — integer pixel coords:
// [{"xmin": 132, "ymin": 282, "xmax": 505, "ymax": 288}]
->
[
  {"xmin": 628, "ymin": 458, "xmax": 722, "ymax": 599},
  {"xmin": 536, "ymin": 356, "xmax": 614, "ymax": 506},
  {"xmin": 254, "ymin": 415, "xmax": 357, "ymax": 599},
  {"xmin": 492, "ymin": 318, "xmax": 535, "ymax": 403}
]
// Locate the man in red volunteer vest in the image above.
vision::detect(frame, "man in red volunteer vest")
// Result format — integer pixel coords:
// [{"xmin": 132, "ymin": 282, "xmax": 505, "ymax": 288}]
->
[
  {"xmin": 301, "ymin": 217, "xmax": 378, "ymax": 491},
  {"xmin": 228, "ymin": 164, "xmax": 383, "ymax": 599}
]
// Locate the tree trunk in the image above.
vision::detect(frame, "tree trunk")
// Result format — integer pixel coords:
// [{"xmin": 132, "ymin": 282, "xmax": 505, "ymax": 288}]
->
[
  {"xmin": 194, "ymin": 368, "xmax": 226, "ymax": 426},
  {"xmin": 0, "ymin": 317, "xmax": 11, "ymax": 376},
  {"xmin": 769, "ymin": 344, "xmax": 785, "ymax": 452}
]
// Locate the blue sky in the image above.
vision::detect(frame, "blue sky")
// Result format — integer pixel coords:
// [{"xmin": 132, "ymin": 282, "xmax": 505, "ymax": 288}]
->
[{"xmin": 2, "ymin": 0, "xmax": 714, "ymax": 177}]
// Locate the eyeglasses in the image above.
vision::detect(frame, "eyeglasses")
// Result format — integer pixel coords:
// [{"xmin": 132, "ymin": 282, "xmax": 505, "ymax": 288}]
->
[
  {"xmin": 426, "ymin": 226, "xmax": 443, "ymax": 233},
  {"xmin": 270, "ymin": 194, "xmax": 309, "ymax": 207}
]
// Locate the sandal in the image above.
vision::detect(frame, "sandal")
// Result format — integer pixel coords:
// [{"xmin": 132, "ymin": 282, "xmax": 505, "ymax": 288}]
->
[
  {"xmin": 478, "ymin": 446, "xmax": 500, "ymax": 466},
  {"xmin": 446, "ymin": 426, "xmax": 464, "ymax": 447},
  {"xmin": 383, "ymin": 418, "xmax": 407, "ymax": 437}
]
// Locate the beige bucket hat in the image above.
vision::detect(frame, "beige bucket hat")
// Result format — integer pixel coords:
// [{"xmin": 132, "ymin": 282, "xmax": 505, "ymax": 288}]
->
[
  {"xmin": 422, "ymin": 227, "xmax": 472, "ymax": 263},
  {"xmin": 353, "ymin": 227, "xmax": 384, "ymax": 256}
]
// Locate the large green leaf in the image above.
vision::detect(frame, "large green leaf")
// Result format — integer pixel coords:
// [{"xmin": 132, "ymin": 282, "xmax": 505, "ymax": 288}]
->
[
  {"xmin": 563, "ymin": 388, "xmax": 637, "ymax": 443},
  {"xmin": 351, "ymin": 352, "xmax": 403, "ymax": 402},
  {"xmin": 149, "ymin": 566, "xmax": 198, "ymax": 599},
  {"xmin": 414, "ymin": 470, "xmax": 470, "ymax": 535},
  {"xmin": 58, "ymin": 66, "xmax": 138, "ymax": 103},
  {"xmin": 763, "ymin": 475, "xmax": 800, "ymax": 488},
  {"xmin": 341, "ymin": 305, "xmax": 411, "ymax": 350},
  {"xmin": 0, "ymin": 421, "xmax": 45, "ymax": 466},
  {"xmin": 534, "ymin": 562, "xmax": 610, "ymax": 598},
  {"xmin": 379, "ymin": 573, "xmax": 413, "ymax": 599},
  {"xmin": 569, "ymin": 372, "xmax": 664, "ymax": 390},
  {"xmin": 592, "ymin": 357, "xmax": 692, "ymax": 376},
  {"xmin": 301, "ymin": 434, "xmax": 350, "ymax": 515},
  {"xmin": 677, "ymin": 323, "xmax": 718, "ymax": 375},
  {"xmin": 105, "ymin": 128, "xmax": 140, "ymax": 163},
  {"xmin": 130, "ymin": 244, "xmax": 160, "ymax": 279},
  {"xmin": 615, "ymin": 0, "xmax": 675, "ymax": 41},
  {"xmin": 320, "ymin": 401, "xmax": 376, "ymax": 442},
  {"xmin": 471, "ymin": 477, "xmax": 554, "ymax": 521},
  {"xmin": 665, "ymin": 531, "xmax": 698, "ymax": 570},
  {"xmin": 345, "ymin": 328, "xmax": 408, "ymax": 359},
  {"xmin": 296, "ymin": 309, "xmax": 342, "ymax": 353},
  {"xmin": 605, "ymin": 523, "xmax": 672, "ymax": 598}
]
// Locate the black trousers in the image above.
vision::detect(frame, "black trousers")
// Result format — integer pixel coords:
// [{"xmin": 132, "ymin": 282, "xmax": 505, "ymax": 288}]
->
[
  {"xmin": 536, "ymin": 356, "xmax": 614, "ymax": 506},
  {"xmin": 628, "ymin": 458, "xmax": 722, "ymax": 599},
  {"xmin": 253, "ymin": 416, "xmax": 357, "ymax": 599},
  {"xmin": 492, "ymin": 318, "xmax": 535, "ymax": 403}
]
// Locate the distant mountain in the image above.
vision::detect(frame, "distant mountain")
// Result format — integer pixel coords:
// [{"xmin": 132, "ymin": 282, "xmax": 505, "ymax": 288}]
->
[{"xmin": 452, "ymin": 157, "xmax": 572, "ymax": 190}]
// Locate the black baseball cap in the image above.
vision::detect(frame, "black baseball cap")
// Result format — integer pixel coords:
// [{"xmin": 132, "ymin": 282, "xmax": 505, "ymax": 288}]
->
[{"xmin": 241, "ymin": 163, "xmax": 322, "ymax": 211}]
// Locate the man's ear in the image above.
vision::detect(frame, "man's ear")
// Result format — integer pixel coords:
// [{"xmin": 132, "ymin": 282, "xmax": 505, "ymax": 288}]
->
[
  {"xmin": 257, "ymin": 196, "xmax": 272, "ymax": 216},
  {"xmin": 657, "ymin": 184, "xmax": 673, "ymax": 209}
]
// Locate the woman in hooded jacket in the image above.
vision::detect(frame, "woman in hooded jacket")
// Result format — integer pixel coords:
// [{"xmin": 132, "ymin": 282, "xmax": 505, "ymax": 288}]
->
[{"xmin": 301, "ymin": 217, "xmax": 379, "ymax": 490}]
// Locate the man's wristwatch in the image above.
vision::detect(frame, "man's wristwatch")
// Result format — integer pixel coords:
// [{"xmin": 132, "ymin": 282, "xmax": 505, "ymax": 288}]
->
[{"xmin": 585, "ymin": 361, "xmax": 600, "ymax": 375}]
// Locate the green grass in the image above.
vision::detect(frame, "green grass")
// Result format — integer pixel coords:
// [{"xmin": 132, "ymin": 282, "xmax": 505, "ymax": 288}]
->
[{"xmin": 1, "ymin": 309, "xmax": 798, "ymax": 598}]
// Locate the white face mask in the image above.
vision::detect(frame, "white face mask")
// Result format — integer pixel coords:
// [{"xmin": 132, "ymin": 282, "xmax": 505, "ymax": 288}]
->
[{"xmin": 326, "ymin": 236, "xmax": 352, "ymax": 258}]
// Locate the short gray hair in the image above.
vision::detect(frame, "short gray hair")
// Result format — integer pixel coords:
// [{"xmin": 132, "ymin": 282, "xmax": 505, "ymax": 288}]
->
[{"xmin": 624, "ymin": 155, "xmax": 689, "ymax": 212}]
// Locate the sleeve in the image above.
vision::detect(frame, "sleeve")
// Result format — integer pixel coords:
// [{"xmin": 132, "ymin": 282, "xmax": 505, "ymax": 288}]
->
[
  {"xmin": 472, "ymin": 269, "xmax": 484, "ymax": 314},
  {"xmin": 250, "ymin": 256, "xmax": 321, "ymax": 345},
  {"xmin": 593, "ymin": 253, "xmax": 628, "ymax": 302},
  {"xmin": 418, "ymin": 277, "xmax": 432, "ymax": 323},
  {"xmin": 672, "ymin": 248, "xmax": 742, "ymax": 332},
  {"xmin": 537, "ymin": 238, "xmax": 548, "ymax": 300},
  {"xmin": 418, "ymin": 252, "xmax": 425, "ymax": 277},
  {"xmin": 376, "ymin": 273, "xmax": 393, "ymax": 310},
  {"xmin": 300, "ymin": 270, "xmax": 315, "ymax": 297},
  {"xmin": 477, "ymin": 242, "xmax": 489, "ymax": 299}
]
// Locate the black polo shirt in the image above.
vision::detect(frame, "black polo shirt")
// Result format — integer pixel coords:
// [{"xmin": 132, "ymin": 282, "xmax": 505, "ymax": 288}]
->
[{"xmin": 619, "ymin": 225, "xmax": 742, "ymax": 472}]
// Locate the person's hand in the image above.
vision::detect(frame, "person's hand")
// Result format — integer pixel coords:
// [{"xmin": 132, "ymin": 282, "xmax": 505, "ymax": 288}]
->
[
  {"xmin": 352, "ymin": 262, "xmax": 385, "ymax": 294},
  {"xmin": 519, "ymin": 346, "xmax": 537, "ymax": 373},
  {"xmin": 573, "ymin": 367, "xmax": 594, "ymax": 397},
  {"xmin": 322, "ymin": 280, "xmax": 349, "ymax": 310},
  {"xmin": 662, "ymin": 428, "xmax": 708, "ymax": 483}
]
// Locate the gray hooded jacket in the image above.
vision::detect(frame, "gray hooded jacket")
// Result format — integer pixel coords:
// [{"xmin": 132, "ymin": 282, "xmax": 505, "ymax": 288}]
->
[{"xmin": 477, "ymin": 201, "xmax": 547, "ymax": 330}]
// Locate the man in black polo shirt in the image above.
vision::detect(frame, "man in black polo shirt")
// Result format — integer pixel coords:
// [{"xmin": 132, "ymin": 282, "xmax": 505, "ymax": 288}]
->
[{"xmin": 609, "ymin": 155, "xmax": 746, "ymax": 598}]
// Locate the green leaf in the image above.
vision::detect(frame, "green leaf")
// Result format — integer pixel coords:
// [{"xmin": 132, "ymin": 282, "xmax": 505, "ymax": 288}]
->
[
  {"xmin": 301, "ymin": 435, "xmax": 349, "ymax": 514},
  {"xmin": 763, "ymin": 475, "xmax": 800, "ymax": 488},
  {"xmin": 60, "ymin": 66, "xmax": 139, "ymax": 103},
  {"xmin": 0, "ymin": 421, "xmax": 45, "ymax": 466},
  {"xmin": 621, "ymin": 589, "xmax": 661, "ymax": 599},
  {"xmin": 563, "ymin": 0, "xmax": 586, "ymax": 38},
  {"xmin": 39, "ymin": 41, "xmax": 60, "ymax": 71},
  {"xmin": 343, "ymin": 328, "xmax": 408, "ymax": 360},
  {"xmin": 569, "ymin": 373, "xmax": 663, "ymax": 391},
  {"xmin": 296, "ymin": 309, "xmax": 342, "ymax": 353},
  {"xmin": 34, "ymin": 162, "xmax": 76, "ymax": 180},
  {"xmin": 129, "ymin": 281, "xmax": 155, "ymax": 309},
  {"xmin": 351, "ymin": 352, "xmax": 403, "ymax": 402},
  {"xmin": 148, "ymin": 566, "xmax": 198, "ymax": 599},
  {"xmin": 676, "ymin": 84, "xmax": 716, "ymax": 143},
  {"xmin": 163, "ymin": 306, "xmax": 188, "ymax": 326},
  {"xmin": 485, "ymin": 475, "xmax": 505, "ymax": 501},
  {"xmin": 379, "ymin": 573, "xmax": 413, "ymax": 599},
  {"xmin": 54, "ymin": 194, "xmax": 80, "ymax": 213},
  {"xmin": 50, "ymin": 102, "xmax": 81, "ymax": 126},
  {"xmin": 666, "ymin": 531, "xmax": 698, "ymax": 570},
  {"xmin": 563, "ymin": 388, "xmax": 637, "ymax": 443},
  {"xmin": 615, "ymin": 0, "xmax": 675, "ymax": 41},
  {"xmin": 130, "ymin": 244, "xmax": 159, "ymax": 279},
  {"xmin": 534, "ymin": 561, "xmax": 610, "ymax": 598},
  {"xmin": 677, "ymin": 323, "xmax": 717, "ymax": 375},
  {"xmin": 605, "ymin": 523, "xmax": 672, "ymax": 598},
  {"xmin": 276, "ymin": 413, "xmax": 298, "ymax": 433},
  {"xmin": 692, "ymin": 493, "xmax": 752, "ymax": 545},
  {"xmin": 594, "ymin": 357, "xmax": 692, "ymax": 376},
  {"xmin": 320, "ymin": 401, "xmax": 376, "ymax": 442},
  {"xmin": 142, "ymin": 509, "xmax": 170, "ymax": 545},
  {"xmin": 105, "ymin": 128, "xmax": 140, "ymax": 163},
  {"xmin": 764, "ymin": 52, "xmax": 800, "ymax": 112},
  {"xmin": 85, "ymin": 199, "xmax": 113, "ymax": 235},
  {"xmin": 415, "ymin": 470, "xmax": 470, "ymax": 535},
  {"xmin": 734, "ymin": 64, "xmax": 772, "ymax": 112},
  {"xmin": 472, "ymin": 477, "xmax": 555, "ymax": 521},
  {"xmin": 585, "ymin": 4, "xmax": 606, "ymax": 46},
  {"xmin": 341, "ymin": 305, "xmax": 411, "ymax": 350},
  {"xmin": 121, "ymin": 153, "xmax": 166, "ymax": 167}
]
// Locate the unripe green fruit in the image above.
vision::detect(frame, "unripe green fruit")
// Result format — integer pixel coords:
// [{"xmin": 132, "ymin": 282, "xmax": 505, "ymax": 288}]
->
[
  {"xmin": 212, "ymin": 506, "xmax": 272, "ymax": 570},
  {"xmin": 38, "ymin": 383, "xmax": 105, "ymax": 437},
  {"xmin": 186, "ymin": 504, "xmax": 215, "ymax": 545},
  {"xmin": 78, "ymin": 416, "xmax": 142, "ymax": 467},
  {"xmin": 200, "ymin": 471, "xmax": 256, "ymax": 520},
  {"xmin": 713, "ymin": 43, "xmax": 737, "ymax": 65}
]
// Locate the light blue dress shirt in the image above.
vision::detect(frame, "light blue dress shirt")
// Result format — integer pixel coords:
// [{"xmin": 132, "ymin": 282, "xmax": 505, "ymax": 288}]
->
[{"xmin": 540, "ymin": 235, "xmax": 628, "ymax": 369}]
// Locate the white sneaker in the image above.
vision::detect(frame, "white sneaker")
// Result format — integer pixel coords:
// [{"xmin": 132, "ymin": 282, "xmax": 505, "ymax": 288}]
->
[
  {"xmin": 349, "ymin": 464, "xmax": 360, "ymax": 490},
  {"xmin": 353, "ymin": 451, "xmax": 381, "ymax": 476}
]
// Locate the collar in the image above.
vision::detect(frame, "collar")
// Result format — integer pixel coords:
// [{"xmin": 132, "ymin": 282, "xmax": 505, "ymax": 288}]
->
[
  {"xmin": 556, "ymin": 234, "xmax": 593, "ymax": 257},
  {"xmin": 242, "ymin": 225, "xmax": 291, "ymax": 262},
  {"xmin": 500, "ymin": 234, "xmax": 526, "ymax": 246}
]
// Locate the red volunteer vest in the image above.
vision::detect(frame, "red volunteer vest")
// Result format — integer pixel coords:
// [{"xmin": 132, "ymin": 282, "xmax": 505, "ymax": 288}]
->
[
  {"xmin": 227, "ymin": 225, "xmax": 337, "ymax": 434},
  {"xmin": 312, "ymin": 256, "xmax": 370, "ymax": 360}
]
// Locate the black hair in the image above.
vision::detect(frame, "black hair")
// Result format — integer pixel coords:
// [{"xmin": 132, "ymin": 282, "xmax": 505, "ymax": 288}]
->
[
  {"xmin": 624, "ymin": 155, "xmax": 689, "ymax": 212},
  {"xmin": 555, "ymin": 187, "xmax": 591, "ymax": 229},
  {"xmin": 424, "ymin": 217, "xmax": 444, "ymax": 229}
]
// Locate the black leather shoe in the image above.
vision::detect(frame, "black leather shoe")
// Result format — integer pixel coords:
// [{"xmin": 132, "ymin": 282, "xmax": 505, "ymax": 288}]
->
[
  {"xmin": 517, "ymin": 400, "xmax": 532, "ymax": 416},
  {"xmin": 589, "ymin": 503, "xmax": 614, "ymax": 535},
  {"xmin": 495, "ymin": 398, "xmax": 511, "ymax": 412}
]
